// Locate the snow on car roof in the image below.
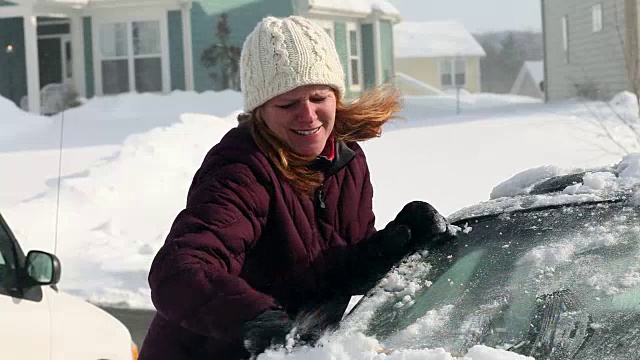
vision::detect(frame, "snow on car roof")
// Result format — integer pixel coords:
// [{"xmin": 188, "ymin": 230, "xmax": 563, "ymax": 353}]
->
[{"xmin": 448, "ymin": 153, "xmax": 640, "ymax": 222}]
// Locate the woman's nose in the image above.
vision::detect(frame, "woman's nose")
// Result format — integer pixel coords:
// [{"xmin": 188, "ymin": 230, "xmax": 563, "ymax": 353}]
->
[{"xmin": 298, "ymin": 100, "xmax": 317, "ymax": 122}]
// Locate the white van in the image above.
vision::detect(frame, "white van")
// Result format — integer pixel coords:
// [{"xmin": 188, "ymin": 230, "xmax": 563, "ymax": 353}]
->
[{"xmin": 0, "ymin": 212, "xmax": 138, "ymax": 360}]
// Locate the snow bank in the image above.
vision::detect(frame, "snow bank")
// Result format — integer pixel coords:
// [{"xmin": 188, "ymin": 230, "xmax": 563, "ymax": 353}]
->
[{"xmin": 0, "ymin": 95, "xmax": 52, "ymax": 141}]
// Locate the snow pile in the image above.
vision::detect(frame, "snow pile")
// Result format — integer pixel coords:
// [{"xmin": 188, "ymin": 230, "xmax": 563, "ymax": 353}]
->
[
  {"xmin": 6, "ymin": 112, "xmax": 236, "ymax": 308},
  {"xmin": 609, "ymin": 91, "xmax": 640, "ymax": 119},
  {"xmin": 0, "ymin": 95, "xmax": 52, "ymax": 141}
]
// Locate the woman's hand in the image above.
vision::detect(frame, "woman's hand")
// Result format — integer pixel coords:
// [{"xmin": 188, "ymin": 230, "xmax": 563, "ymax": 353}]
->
[{"xmin": 392, "ymin": 200, "xmax": 449, "ymax": 247}]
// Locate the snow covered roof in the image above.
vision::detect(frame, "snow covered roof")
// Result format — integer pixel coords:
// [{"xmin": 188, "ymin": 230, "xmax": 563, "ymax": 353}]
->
[
  {"xmin": 369, "ymin": 0, "xmax": 400, "ymax": 15},
  {"xmin": 308, "ymin": 0, "xmax": 400, "ymax": 16},
  {"xmin": 525, "ymin": 61, "xmax": 544, "ymax": 84},
  {"xmin": 394, "ymin": 20, "xmax": 486, "ymax": 59},
  {"xmin": 449, "ymin": 152, "xmax": 640, "ymax": 223}
]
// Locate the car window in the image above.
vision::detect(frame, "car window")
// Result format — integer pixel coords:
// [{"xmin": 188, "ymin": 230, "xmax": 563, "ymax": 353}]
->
[
  {"xmin": 0, "ymin": 221, "xmax": 18, "ymax": 290},
  {"xmin": 354, "ymin": 202, "xmax": 640, "ymax": 359}
]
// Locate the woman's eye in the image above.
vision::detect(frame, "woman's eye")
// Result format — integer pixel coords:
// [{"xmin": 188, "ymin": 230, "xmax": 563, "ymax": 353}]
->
[
  {"xmin": 311, "ymin": 97, "xmax": 327, "ymax": 103},
  {"xmin": 277, "ymin": 102, "xmax": 296, "ymax": 109}
]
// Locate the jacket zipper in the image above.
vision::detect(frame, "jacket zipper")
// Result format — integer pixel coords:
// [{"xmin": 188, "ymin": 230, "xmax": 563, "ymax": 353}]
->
[{"xmin": 316, "ymin": 186, "xmax": 326, "ymax": 209}]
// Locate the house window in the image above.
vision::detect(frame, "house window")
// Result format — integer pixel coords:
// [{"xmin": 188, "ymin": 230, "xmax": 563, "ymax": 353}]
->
[
  {"xmin": 440, "ymin": 57, "xmax": 466, "ymax": 88},
  {"xmin": 99, "ymin": 20, "xmax": 162, "ymax": 95},
  {"xmin": 592, "ymin": 4, "xmax": 603, "ymax": 32},
  {"xmin": 346, "ymin": 23, "xmax": 362, "ymax": 90},
  {"xmin": 562, "ymin": 15, "xmax": 569, "ymax": 63}
]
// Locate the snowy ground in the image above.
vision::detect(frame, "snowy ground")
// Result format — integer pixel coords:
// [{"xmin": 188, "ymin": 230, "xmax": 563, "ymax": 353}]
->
[{"xmin": 2, "ymin": 89, "xmax": 639, "ymax": 359}]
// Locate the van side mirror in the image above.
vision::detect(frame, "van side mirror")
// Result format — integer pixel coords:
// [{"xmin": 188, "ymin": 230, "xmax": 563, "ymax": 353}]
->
[{"xmin": 24, "ymin": 250, "xmax": 61, "ymax": 286}]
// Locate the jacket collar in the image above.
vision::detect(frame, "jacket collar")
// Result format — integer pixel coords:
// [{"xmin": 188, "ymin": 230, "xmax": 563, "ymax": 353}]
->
[{"xmin": 310, "ymin": 138, "xmax": 356, "ymax": 176}]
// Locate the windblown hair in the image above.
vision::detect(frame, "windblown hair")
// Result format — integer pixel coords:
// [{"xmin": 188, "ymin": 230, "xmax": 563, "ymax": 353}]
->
[{"xmin": 238, "ymin": 84, "xmax": 403, "ymax": 196}]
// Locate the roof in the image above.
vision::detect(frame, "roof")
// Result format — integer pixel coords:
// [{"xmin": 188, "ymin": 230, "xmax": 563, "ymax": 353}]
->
[
  {"xmin": 510, "ymin": 60, "xmax": 544, "ymax": 95},
  {"xmin": 309, "ymin": 0, "xmax": 400, "ymax": 16},
  {"xmin": 394, "ymin": 20, "xmax": 486, "ymax": 59},
  {"xmin": 449, "ymin": 153, "xmax": 640, "ymax": 223},
  {"xmin": 524, "ymin": 61, "xmax": 544, "ymax": 84}
]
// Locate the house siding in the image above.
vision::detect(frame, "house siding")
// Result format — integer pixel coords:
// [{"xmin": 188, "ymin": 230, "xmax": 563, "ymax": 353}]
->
[
  {"xmin": 0, "ymin": 17, "xmax": 27, "ymax": 106},
  {"xmin": 361, "ymin": 23, "xmax": 375, "ymax": 89},
  {"xmin": 543, "ymin": 0, "xmax": 629, "ymax": 101},
  {"xmin": 379, "ymin": 20, "xmax": 394, "ymax": 83},
  {"xmin": 466, "ymin": 57, "xmax": 482, "ymax": 93},
  {"xmin": 396, "ymin": 56, "xmax": 482, "ymax": 94},
  {"xmin": 168, "ymin": 10, "xmax": 185, "ymax": 91},
  {"xmin": 83, "ymin": 16, "xmax": 94, "ymax": 98},
  {"xmin": 395, "ymin": 57, "xmax": 440, "ymax": 95},
  {"xmin": 190, "ymin": 0, "xmax": 293, "ymax": 91}
]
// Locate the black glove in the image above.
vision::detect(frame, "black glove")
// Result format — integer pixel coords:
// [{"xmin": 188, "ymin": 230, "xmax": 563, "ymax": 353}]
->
[
  {"xmin": 392, "ymin": 200, "xmax": 448, "ymax": 248},
  {"xmin": 342, "ymin": 202, "xmax": 448, "ymax": 295},
  {"xmin": 242, "ymin": 309, "xmax": 323, "ymax": 357},
  {"xmin": 242, "ymin": 309, "xmax": 294, "ymax": 357},
  {"xmin": 363, "ymin": 222, "xmax": 412, "ymax": 259},
  {"xmin": 344, "ymin": 222, "xmax": 412, "ymax": 294}
]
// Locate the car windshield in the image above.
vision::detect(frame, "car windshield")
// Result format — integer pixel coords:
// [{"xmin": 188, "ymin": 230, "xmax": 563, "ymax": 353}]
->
[{"xmin": 347, "ymin": 201, "xmax": 640, "ymax": 358}]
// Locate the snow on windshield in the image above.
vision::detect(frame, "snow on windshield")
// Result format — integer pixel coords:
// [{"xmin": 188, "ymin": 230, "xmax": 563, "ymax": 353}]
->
[{"xmin": 257, "ymin": 251, "xmax": 536, "ymax": 359}]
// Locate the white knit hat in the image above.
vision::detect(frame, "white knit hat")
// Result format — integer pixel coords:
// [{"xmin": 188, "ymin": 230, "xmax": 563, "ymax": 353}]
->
[{"xmin": 240, "ymin": 16, "xmax": 346, "ymax": 112}]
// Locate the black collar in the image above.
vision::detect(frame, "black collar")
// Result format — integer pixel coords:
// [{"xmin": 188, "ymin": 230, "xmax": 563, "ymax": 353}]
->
[{"xmin": 310, "ymin": 138, "xmax": 356, "ymax": 176}]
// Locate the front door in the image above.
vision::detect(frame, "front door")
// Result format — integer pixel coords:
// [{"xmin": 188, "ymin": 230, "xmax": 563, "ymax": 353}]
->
[
  {"xmin": 38, "ymin": 37, "xmax": 62, "ymax": 87},
  {"xmin": 38, "ymin": 35, "xmax": 73, "ymax": 88}
]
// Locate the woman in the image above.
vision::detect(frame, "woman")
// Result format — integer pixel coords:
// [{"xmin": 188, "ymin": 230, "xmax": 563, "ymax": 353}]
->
[{"xmin": 139, "ymin": 15, "xmax": 448, "ymax": 360}]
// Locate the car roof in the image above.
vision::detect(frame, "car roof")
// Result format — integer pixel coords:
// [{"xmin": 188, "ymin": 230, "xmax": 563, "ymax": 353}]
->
[{"xmin": 448, "ymin": 156, "xmax": 640, "ymax": 223}]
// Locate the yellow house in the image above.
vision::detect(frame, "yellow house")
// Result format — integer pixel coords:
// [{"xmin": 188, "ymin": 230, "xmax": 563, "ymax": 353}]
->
[{"xmin": 394, "ymin": 21, "xmax": 486, "ymax": 95}]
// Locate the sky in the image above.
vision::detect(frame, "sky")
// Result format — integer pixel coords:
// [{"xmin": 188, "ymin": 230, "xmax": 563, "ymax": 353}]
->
[
  {"xmin": 388, "ymin": 0, "xmax": 542, "ymax": 34},
  {"xmin": 2, "ymin": 88, "xmax": 640, "ymax": 358}
]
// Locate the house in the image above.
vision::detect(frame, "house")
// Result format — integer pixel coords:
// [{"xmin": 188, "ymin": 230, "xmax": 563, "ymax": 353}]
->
[
  {"xmin": 541, "ymin": 0, "xmax": 638, "ymax": 101},
  {"xmin": 510, "ymin": 60, "xmax": 545, "ymax": 99},
  {"xmin": 0, "ymin": 0, "xmax": 400, "ymax": 114},
  {"xmin": 393, "ymin": 20, "xmax": 486, "ymax": 96}
]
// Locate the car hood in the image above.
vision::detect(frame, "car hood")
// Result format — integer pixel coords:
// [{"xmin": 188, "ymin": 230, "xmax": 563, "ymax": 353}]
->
[{"xmin": 47, "ymin": 287, "xmax": 133, "ymax": 360}]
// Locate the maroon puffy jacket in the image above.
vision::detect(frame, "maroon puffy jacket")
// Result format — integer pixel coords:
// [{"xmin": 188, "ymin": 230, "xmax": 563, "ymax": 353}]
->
[{"xmin": 139, "ymin": 122, "xmax": 377, "ymax": 359}]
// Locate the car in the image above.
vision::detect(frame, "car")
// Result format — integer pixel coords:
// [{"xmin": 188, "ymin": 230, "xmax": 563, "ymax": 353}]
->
[
  {"xmin": 342, "ymin": 154, "xmax": 640, "ymax": 359},
  {"xmin": 0, "ymin": 211, "xmax": 139, "ymax": 360}
]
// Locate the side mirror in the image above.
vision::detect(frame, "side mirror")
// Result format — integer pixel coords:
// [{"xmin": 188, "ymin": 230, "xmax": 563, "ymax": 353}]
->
[{"xmin": 24, "ymin": 250, "xmax": 61, "ymax": 286}]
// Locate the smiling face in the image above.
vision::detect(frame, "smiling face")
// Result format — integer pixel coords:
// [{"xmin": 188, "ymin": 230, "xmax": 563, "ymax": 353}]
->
[{"xmin": 260, "ymin": 85, "xmax": 337, "ymax": 158}]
